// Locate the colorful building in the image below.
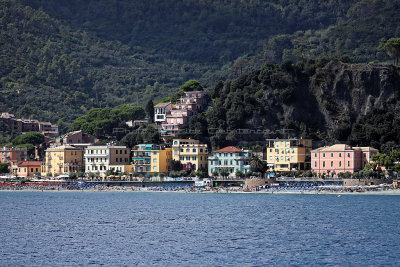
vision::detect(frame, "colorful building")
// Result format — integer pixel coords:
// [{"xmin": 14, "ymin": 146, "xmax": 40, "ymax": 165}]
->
[
  {"xmin": 311, "ymin": 144, "xmax": 378, "ymax": 175},
  {"xmin": 161, "ymin": 91, "xmax": 209, "ymax": 137},
  {"xmin": 208, "ymin": 146, "xmax": 252, "ymax": 178},
  {"xmin": 0, "ymin": 147, "xmax": 28, "ymax": 165},
  {"xmin": 84, "ymin": 145, "xmax": 130, "ymax": 176},
  {"xmin": 12, "ymin": 161, "xmax": 44, "ymax": 178},
  {"xmin": 154, "ymin": 102, "xmax": 172, "ymax": 123},
  {"xmin": 43, "ymin": 145, "xmax": 84, "ymax": 176},
  {"xmin": 132, "ymin": 144, "xmax": 172, "ymax": 173},
  {"xmin": 266, "ymin": 138, "xmax": 312, "ymax": 172},
  {"xmin": 172, "ymin": 139, "xmax": 208, "ymax": 171}
]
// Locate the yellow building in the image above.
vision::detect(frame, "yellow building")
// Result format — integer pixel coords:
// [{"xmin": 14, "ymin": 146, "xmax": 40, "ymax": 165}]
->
[
  {"xmin": 172, "ymin": 139, "xmax": 208, "ymax": 171},
  {"xmin": 43, "ymin": 145, "xmax": 84, "ymax": 176},
  {"xmin": 151, "ymin": 148, "xmax": 172, "ymax": 172},
  {"xmin": 266, "ymin": 138, "xmax": 312, "ymax": 172},
  {"xmin": 132, "ymin": 144, "xmax": 172, "ymax": 174},
  {"xmin": 12, "ymin": 161, "xmax": 44, "ymax": 178}
]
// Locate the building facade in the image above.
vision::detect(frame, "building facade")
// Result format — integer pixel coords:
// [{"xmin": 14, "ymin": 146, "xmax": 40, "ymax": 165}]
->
[
  {"xmin": 154, "ymin": 102, "xmax": 172, "ymax": 123},
  {"xmin": 0, "ymin": 147, "xmax": 28, "ymax": 165},
  {"xmin": 132, "ymin": 144, "xmax": 172, "ymax": 173},
  {"xmin": 43, "ymin": 145, "xmax": 84, "ymax": 176},
  {"xmin": 12, "ymin": 161, "xmax": 44, "ymax": 177},
  {"xmin": 311, "ymin": 144, "xmax": 378, "ymax": 175},
  {"xmin": 208, "ymin": 146, "xmax": 252, "ymax": 178},
  {"xmin": 266, "ymin": 138, "xmax": 312, "ymax": 172},
  {"xmin": 84, "ymin": 145, "xmax": 130, "ymax": 176},
  {"xmin": 161, "ymin": 91, "xmax": 209, "ymax": 137},
  {"xmin": 172, "ymin": 139, "xmax": 208, "ymax": 171}
]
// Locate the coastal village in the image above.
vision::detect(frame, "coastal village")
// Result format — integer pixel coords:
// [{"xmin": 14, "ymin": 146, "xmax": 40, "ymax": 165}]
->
[{"xmin": 0, "ymin": 89, "xmax": 399, "ymax": 191}]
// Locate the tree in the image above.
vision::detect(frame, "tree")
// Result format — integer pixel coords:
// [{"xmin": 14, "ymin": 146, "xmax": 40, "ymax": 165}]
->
[
  {"xmin": 212, "ymin": 170, "xmax": 219, "ymax": 178},
  {"xmin": 384, "ymin": 38, "xmax": 400, "ymax": 65},
  {"xmin": 219, "ymin": 168, "xmax": 229, "ymax": 179},
  {"xmin": 0, "ymin": 163, "xmax": 8, "ymax": 173},
  {"xmin": 12, "ymin": 132, "xmax": 44, "ymax": 146},
  {"xmin": 68, "ymin": 172, "xmax": 77, "ymax": 180},
  {"xmin": 196, "ymin": 167, "xmax": 208, "ymax": 178},
  {"xmin": 181, "ymin": 80, "xmax": 203, "ymax": 92},
  {"xmin": 250, "ymin": 156, "xmax": 267, "ymax": 174},
  {"xmin": 145, "ymin": 99, "xmax": 154, "ymax": 123},
  {"xmin": 169, "ymin": 159, "xmax": 182, "ymax": 171},
  {"xmin": 235, "ymin": 170, "xmax": 245, "ymax": 179}
]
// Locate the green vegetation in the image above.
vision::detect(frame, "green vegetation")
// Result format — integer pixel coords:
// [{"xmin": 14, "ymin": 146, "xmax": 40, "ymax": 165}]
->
[
  {"xmin": 12, "ymin": 132, "xmax": 44, "ymax": 146},
  {"xmin": 2, "ymin": 0, "xmax": 399, "ymax": 125},
  {"xmin": 0, "ymin": 162, "xmax": 8, "ymax": 173},
  {"xmin": 383, "ymin": 38, "xmax": 400, "ymax": 65},
  {"xmin": 181, "ymin": 80, "xmax": 203, "ymax": 92},
  {"xmin": 69, "ymin": 105, "xmax": 145, "ymax": 139}
]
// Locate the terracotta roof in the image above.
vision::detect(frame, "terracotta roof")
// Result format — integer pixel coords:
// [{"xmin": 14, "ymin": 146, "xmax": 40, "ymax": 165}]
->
[
  {"xmin": 18, "ymin": 161, "xmax": 44, "ymax": 167},
  {"xmin": 155, "ymin": 102, "xmax": 171, "ymax": 108},
  {"xmin": 216, "ymin": 146, "xmax": 242, "ymax": 153}
]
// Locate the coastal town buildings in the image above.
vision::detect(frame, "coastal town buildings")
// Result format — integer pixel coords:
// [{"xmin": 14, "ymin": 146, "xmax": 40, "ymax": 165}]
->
[
  {"xmin": 208, "ymin": 146, "xmax": 252, "ymax": 178},
  {"xmin": 50, "ymin": 130, "xmax": 97, "ymax": 147},
  {"xmin": 311, "ymin": 144, "xmax": 379, "ymax": 175},
  {"xmin": 0, "ymin": 147, "xmax": 28, "ymax": 165},
  {"xmin": 154, "ymin": 102, "xmax": 172, "ymax": 123},
  {"xmin": 12, "ymin": 161, "xmax": 44, "ymax": 177},
  {"xmin": 161, "ymin": 91, "xmax": 209, "ymax": 137},
  {"xmin": 172, "ymin": 139, "xmax": 208, "ymax": 171},
  {"xmin": 42, "ymin": 145, "xmax": 84, "ymax": 176},
  {"xmin": 265, "ymin": 138, "xmax": 312, "ymax": 172},
  {"xmin": 0, "ymin": 112, "xmax": 58, "ymax": 137},
  {"xmin": 132, "ymin": 144, "xmax": 172, "ymax": 173},
  {"xmin": 84, "ymin": 145, "xmax": 130, "ymax": 176}
]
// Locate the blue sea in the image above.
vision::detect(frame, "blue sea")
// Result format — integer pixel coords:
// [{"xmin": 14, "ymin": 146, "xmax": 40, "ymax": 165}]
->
[{"xmin": 0, "ymin": 192, "xmax": 399, "ymax": 266}]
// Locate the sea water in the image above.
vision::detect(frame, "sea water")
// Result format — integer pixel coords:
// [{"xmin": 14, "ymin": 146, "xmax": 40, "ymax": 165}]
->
[{"xmin": 0, "ymin": 192, "xmax": 399, "ymax": 266}]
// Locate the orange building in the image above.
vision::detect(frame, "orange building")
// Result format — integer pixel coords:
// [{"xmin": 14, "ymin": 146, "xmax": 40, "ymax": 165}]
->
[{"xmin": 12, "ymin": 161, "xmax": 44, "ymax": 178}]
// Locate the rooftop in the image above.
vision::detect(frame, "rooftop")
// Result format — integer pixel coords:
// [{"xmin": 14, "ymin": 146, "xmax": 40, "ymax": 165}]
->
[
  {"xmin": 215, "ymin": 146, "xmax": 242, "ymax": 153},
  {"xmin": 154, "ymin": 102, "xmax": 171, "ymax": 108},
  {"xmin": 18, "ymin": 161, "xmax": 44, "ymax": 167}
]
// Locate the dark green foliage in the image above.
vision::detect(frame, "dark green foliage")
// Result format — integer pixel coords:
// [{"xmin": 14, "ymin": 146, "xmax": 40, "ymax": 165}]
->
[
  {"xmin": 3, "ymin": 0, "xmax": 397, "ymax": 125},
  {"xmin": 12, "ymin": 132, "xmax": 44, "ymax": 146},
  {"xmin": 70, "ymin": 105, "xmax": 145, "ymax": 138},
  {"xmin": 384, "ymin": 38, "xmax": 400, "ymax": 65},
  {"xmin": 181, "ymin": 80, "xmax": 203, "ymax": 92},
  {"xmin": 169, "ymin": 160, "xmax": 182, "ymax": 172},
  {"xmin": 119, "ymin": 124, "xmax": 160, "ymax": 148},
  {"xmin": 0, "ymin": 162, "xmax": 9, "ymax": 173},
  {"xmin": 145, "ymin": 100, "xmax": 154, "ymax": 123}
]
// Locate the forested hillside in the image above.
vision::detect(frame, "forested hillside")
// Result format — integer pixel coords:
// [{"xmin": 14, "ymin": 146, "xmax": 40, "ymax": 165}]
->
[{"xmin": 1, "ymin": 0, "xmax": 399, "ymax": 124}]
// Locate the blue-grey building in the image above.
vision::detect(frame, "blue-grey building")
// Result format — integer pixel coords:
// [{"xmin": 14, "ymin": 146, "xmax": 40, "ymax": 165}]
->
[{"xmin": 208, "ymin": 146, "xmax": 253, "ymax": 178}]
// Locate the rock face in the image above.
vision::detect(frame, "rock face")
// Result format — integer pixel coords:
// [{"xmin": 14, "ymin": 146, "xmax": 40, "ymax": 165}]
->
[{"xmin": 308, "ymin": 62, "xmax": 400, "ymax": 135}]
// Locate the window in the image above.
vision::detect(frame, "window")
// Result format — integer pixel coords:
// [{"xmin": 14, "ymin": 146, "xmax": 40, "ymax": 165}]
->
[
  {"xmin": 348, "ymin": 161, "xmax": 350, "ymax": 167},
  {"xmin": 186, "ymin": 149, "xmax": 190, "ymax": 152},
  {"xmin": 339, "ymin": 161, "xmax": 342, "ymax": 167},
  {"xmin": 174, "ymin": 141, "xmax": 178, "ymax": 145},
  {"xmin": 116, "ymin": 150, "xmax": 118, "ymax": 154},
  {"xmin": 153, "ymin": 166, "xmax": 157, "ymax": 170},
  {"xmin": 270, "ymin": 156, "xmax": 272, "ymax": 160},
  {"xmin": 180, "ymin": 149, "xmax": 183, "ymax": 152},
  {"xmin": 323, "ymin": 161, "xmax": 325, "ymax": 167},
  {"xmin": 186, "ymin": 156, "xmax": 190, "ymax": 160},
  {"xmin": 339, "ymin": 153, "xmax": 342, "ymax": 157},
  {"xmin": 323, "ymin": 153, "xmax": 325, "ymax": 157},
  {"xmin": 193, "ymin": 149, "xmax": 196, "ymax": 153},
  {"xmin": 153, "ymin": 152, "xmax": 157, "ymax": 155},
  {"xmin": 331, "ymin": 161, "xmax": 333, "ymax": 167},
  {"xmin": 347, "ymin": 153, "xmax": 350, "ymax": 157},
  {"xmin": 153, "ymin": 158, "xmax": 157, "ymax": 163},
  {"xmin": 314, "ymin": 161, "xmax": 317, "ymax": 167},
  {"xmin": 200, "ymin": 149, "xmax": 203, "ymax": 153},
  {"xmin": 193, "ymin": 156, "xmax": 197, "ymax": 160},
  {"xmin": 180, "ymin": 156, "xmax": 184, "ymax": 161},
  {"xmin": 331, "ymin": 153, "xmax": 333, "ymax": 157},
  {"xmin": 314, "ymin": 153, "xmax": 317, "ymax": 157}
]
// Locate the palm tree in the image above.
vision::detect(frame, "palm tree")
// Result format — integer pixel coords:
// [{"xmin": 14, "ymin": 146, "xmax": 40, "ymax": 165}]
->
[
  {"xmin": 219, "ymin": 168, "xmax": 229, "ymax": 180},
  {"xmin": 250, "ymin": 156, "xmax": 267, "ymax": 176}
]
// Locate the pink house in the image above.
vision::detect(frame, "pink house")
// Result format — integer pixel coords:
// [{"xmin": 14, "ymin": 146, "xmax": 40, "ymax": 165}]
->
[
  {"xmin": 161, "ymin": 91, "xmax": 209, "ymax": 137},
  {"xmin": 311, "ymin": 144, "xmax": 378, "ymax": 175}
]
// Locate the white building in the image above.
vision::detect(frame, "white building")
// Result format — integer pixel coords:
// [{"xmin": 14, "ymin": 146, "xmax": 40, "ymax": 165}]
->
[
  {"xmin": 154, "ymin": 102, "xmax": 171, "ymax": 123},
  {"xmin": 84, "ymin": 145, "xmax": 130, "ymax": 176}
]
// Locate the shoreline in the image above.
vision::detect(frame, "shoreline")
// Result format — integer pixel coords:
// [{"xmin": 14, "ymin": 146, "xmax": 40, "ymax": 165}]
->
[{"xmin": 1, "ymin": 188, "xmax": 400, "ymax": 195}]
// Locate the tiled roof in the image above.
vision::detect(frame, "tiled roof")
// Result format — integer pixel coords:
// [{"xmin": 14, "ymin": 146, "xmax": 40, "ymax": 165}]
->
[
  {"xmin": 18, "ymin": 161, "xmax": 44, "ymax": 167},
  {"xmin": 155, "ymin": 102, "xmax": 171, "ymax": 108},
  {"xmin": 216, "ymin": 146, "xmax": 242, "ymax": 153}
]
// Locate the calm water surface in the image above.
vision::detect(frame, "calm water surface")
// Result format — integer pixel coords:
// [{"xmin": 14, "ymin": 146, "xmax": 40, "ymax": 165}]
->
[{"xmin": 0, "ymin": 192, "xmax": 399, "ymax": 266}]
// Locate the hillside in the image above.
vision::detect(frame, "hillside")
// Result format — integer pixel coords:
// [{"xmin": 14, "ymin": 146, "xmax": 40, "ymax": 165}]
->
[
  {"xmin": 183, "ymin": 60, "xmax": 400, "ymax": 152},
  {"xmin": 1, "ymin": 0, "xmax": 399, "ymax": 124}
]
